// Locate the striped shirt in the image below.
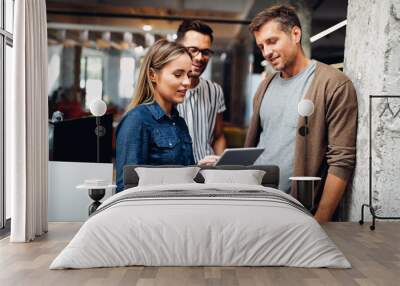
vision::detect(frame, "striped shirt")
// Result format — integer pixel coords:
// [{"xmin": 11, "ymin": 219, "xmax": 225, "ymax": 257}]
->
[{"xmin": 177, "ymin": 78, "xmax": 226, "ymax": 163}]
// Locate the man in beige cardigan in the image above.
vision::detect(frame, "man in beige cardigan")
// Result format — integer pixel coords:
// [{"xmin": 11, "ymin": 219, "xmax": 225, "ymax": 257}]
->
[{"xmin": 245, "ymin": 5, "xmax": 357, "ymax": 223}]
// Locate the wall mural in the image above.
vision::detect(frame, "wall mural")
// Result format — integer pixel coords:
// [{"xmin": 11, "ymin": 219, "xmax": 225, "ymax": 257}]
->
[{"xmin": 370, "ymin": 96, "xmax": 400, "ymax": 219}]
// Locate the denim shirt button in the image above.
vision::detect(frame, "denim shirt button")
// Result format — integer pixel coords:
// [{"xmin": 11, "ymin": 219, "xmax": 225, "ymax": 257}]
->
[
  {"xmin": 169, "ymin": 142, "xmax": 172, "ymax": 146},
  {"xmin": 172, "ymin": 122, "xmax": 176, "ymax": 126}
]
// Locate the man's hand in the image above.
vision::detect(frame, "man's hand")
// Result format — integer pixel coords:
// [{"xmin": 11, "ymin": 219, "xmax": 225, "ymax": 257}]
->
[
  {"xmin": 198, "ymin": 155, "xmax": 220, "ymax": 166},
  {"xmin": 314, "ymin": 173, "xmax": 348, "ymax": 224}
]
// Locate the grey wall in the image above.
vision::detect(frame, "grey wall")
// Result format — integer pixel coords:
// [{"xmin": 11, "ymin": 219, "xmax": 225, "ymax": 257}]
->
[
  {"xmin": 344, "ymin": 0, "xmax": 400, "ymax": 221},
  {"xmin": 48, "ymin": 162, "xmax": 114, "ymax": 222}
]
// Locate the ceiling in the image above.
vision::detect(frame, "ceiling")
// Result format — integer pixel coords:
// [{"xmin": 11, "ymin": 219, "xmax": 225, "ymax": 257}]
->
[
  {"xmin": 47, "ymin": 0, "xmax": 255, "ymax": 14},
  {"xmin": 46, "ymin": 0, "xmax": 348, "ymax": 61}
]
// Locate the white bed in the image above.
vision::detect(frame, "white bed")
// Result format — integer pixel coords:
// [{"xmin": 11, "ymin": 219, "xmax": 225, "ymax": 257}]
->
[{"xmin": 50, "ymin": 183, "xmax": 350, "ymax": 269}]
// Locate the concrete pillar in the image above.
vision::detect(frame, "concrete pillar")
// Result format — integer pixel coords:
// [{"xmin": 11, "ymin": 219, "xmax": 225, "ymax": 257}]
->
[
  {"xmin": 60, "ymin": 47, "xmax": 75, "ymax": 88},
  {"xmin": 344, "ymin": 0, "xmax": 400, "ymax": 221},
  {"xmin": 230, "ymin": 36, "xmax": 252, "ymax": 126},
  {"xmin": 73, "ymin": 47, "xmax": 82, "ymax": 91}
]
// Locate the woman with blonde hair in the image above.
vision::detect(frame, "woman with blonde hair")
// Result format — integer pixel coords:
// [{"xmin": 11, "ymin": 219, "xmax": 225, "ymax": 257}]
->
[{"xmin": 116, "ymin": 39, "xmax": 195, "ymax": 193}]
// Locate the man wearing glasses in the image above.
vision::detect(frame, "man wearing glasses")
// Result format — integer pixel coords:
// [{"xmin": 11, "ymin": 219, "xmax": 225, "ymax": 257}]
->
[{"xmin": 176, "ymin": 20, "xmax": 226, "ymax": 164}]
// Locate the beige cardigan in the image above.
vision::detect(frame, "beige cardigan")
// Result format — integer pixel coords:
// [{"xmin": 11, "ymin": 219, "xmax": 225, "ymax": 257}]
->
[{"xmin": 245, "ymin": 61, "xmax": 358, "ymax": 198}]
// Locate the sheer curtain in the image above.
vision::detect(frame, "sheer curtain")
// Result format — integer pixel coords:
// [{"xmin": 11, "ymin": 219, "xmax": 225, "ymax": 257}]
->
[{"xmin": 8, "ymin": 0, "xmax": 48, "ymax": 242}]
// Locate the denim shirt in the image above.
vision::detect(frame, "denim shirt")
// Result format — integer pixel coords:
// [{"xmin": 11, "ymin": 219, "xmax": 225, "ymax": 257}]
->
[{"xmin": 116, "ymin": 102, "xmax": 195, "ymax": 192}]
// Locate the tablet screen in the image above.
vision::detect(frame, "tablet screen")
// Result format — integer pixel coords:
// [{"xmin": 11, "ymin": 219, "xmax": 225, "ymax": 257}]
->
[{"xmin": 216, "ymin": 147, "xmax": 265, "ymax": 166}]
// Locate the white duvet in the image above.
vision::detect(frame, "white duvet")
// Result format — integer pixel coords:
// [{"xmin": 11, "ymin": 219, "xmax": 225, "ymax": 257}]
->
[{"xmin": 50, "ymin": 183, "xmax": 350, "ymax": 269}]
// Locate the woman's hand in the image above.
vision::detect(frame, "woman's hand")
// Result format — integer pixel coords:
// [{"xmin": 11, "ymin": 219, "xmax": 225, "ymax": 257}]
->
[{"xmin": 197, "ymin": 155, "xmax": 220, "ymax": 166}]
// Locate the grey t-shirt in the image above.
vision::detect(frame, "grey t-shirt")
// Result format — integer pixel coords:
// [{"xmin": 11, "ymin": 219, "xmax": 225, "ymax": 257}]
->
[{"xmin": 255, "ymin": 60, "xmax": 316, "ymax": 193}]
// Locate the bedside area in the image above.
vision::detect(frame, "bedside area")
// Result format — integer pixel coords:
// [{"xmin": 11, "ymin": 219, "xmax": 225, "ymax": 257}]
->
[{"xmin": 48, "ymin": 161, "xmax": 114, "ymax": 222}]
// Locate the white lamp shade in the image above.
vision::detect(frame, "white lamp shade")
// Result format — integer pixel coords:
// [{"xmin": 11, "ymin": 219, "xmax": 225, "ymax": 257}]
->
[
  {"xmin": 298, "ymin": 99, "xmax": 314, "ymax": 117},
  {"xmin": 89, "ymin": 99, "xmax": 107, "ymax": 116}
]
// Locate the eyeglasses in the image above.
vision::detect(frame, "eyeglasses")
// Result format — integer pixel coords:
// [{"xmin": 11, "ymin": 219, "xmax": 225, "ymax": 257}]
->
[{"xmin": 186, "ymin": 47, "xmax": 214, "ymax": 58}]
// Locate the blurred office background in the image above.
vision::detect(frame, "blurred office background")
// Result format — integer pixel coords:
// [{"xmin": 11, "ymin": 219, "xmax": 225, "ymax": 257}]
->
[{"xmin": 45, "ymin": 0, "xmax": 348, "ymax": 162}]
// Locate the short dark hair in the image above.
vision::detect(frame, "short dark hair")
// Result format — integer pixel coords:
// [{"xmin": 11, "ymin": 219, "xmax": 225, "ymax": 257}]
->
[
  {"xmin": 249, "ymin": 5, "xmax": 301, "ymax": 35},
  {"xmin": 176, "ymin": 20, "xmax": 214, "ymax": 42}
]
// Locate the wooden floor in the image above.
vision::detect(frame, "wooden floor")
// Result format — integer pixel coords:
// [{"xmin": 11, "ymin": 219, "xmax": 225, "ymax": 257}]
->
[{"xmin": 0, "ymin": 222, "xmax": 399, "ymax": 286}]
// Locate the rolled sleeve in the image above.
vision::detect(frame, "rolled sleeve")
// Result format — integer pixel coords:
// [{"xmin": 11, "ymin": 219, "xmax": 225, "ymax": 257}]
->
[
  {"xmin": 216, "ymin": 84, "xmax": 226, "ymax": 113},
  {"xmin": 326, "ymin": 80, "xmax": 358, "ymax": 180}
]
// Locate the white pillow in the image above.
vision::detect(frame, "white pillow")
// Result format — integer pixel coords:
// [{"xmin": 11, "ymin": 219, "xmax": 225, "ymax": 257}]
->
[
  {"xmin": 200, "ymin": 169, "xmax": 266, "ymax": 185},
  {"xmin": 135, "ymin": 167, "xmax": 200, "ymax": 186}
]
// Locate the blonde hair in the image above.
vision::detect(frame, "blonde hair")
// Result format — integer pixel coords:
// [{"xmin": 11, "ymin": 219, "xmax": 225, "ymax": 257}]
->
[{"xmin": 126, "ymin": 39, "xmax": 191, "ymax": 112}]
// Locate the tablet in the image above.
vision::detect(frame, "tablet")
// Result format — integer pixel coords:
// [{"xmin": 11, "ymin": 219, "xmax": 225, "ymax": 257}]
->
[{"xmin": 215, "ymin": 147, "xmax": 265, "ymax": 166}]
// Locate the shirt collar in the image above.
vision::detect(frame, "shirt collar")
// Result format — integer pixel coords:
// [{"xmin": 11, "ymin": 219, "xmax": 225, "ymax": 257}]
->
[{"xmin": 146, "ymin": 102, "xmax": 179, "ymax": 121}]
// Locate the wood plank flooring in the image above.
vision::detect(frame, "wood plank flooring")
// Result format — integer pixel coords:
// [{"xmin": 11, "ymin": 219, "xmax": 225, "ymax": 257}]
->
[{"xmin": 0, "ymin": 222, "xmax": 399, "ymax": 286}]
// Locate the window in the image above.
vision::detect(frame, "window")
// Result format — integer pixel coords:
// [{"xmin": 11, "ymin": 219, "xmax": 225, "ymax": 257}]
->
[
  {"xmin": 48, "ymin": 46, "xmax": 61, "ymax": 94},
  {"xmin": 81, "ymin": 55, "xmax": 103, "ymax": 109},
  {"xmin": 119, "ymin": 56, "xmax": 135, "ymax": 99},
  {"xmin": 5, "ymin": 43, "xmax": 11, "ymax": 220},
  {"xmin": 5, "ymin": 0, "xmax": 13, "ymax": 33},
  {"xmin": 0, "ymin": 37, "xmax": 4, "ymax": 230},
  {"xmin": 1, "ymin": 0, "xmax": 14, "ymax": 232}
]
